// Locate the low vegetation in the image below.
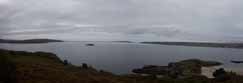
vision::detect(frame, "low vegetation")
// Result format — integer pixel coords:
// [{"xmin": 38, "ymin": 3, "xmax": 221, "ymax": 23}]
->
[{"xmin": 0, "ymin": 49, "xmax": 243, "ymax": 83}]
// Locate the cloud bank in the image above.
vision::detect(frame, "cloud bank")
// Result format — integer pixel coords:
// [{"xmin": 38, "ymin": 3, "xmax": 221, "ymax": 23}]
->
[{"xmin": 0, "ymin": 0, "xmax": 243, "ymax": 42}]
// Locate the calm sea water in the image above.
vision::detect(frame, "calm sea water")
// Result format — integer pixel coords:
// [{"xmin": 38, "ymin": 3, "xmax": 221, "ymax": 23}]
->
[{"xmin": 0, "ymin": 42, "xmax": 243, "ymax": 74}]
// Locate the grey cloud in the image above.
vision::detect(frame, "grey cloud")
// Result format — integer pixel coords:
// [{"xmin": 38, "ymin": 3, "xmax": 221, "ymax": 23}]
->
[{"xmin": 0, "ymin": 0, "xmax": 243, "ymax": 42}]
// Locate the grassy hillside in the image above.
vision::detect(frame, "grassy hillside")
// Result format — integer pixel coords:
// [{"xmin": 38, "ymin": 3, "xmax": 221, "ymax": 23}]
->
[
  {"xmin": 1, "ymin": 49, "xmax": 243, "ymax": 83},
  {"xmin": 0, "ymin": 49, "xmax": 123, "ymax": 83}
]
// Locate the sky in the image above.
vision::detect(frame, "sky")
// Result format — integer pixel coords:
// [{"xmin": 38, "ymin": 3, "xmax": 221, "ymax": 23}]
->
[{"xmin": 0, "ymin": 0, "xmax": 243, "ymax": 42}]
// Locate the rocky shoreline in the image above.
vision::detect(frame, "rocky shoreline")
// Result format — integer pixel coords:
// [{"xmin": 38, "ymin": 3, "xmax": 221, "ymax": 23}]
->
[
  {"xmin": 1, "ymin": 49, "xmax": 243, "ymax": 83},
  {"xmin": 132, "ymin": 59, "xmax": 222, "ymax": 78},
  {"xmin": 202, "ymin": 66, "xmax": 243, "ymax": 78}
]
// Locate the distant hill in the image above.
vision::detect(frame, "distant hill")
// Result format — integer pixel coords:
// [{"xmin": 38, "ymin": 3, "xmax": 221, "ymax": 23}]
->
[
  {"xmin": 0, "ymin": 39, "xmax": 63, "ymax": 44},
  {"xmin": 112, "ymin": 41, "xmax": 133, "ymax": 43},
  {"xmin": 141, "ymin": 42, "xmax": 243, "ymax": 48}
]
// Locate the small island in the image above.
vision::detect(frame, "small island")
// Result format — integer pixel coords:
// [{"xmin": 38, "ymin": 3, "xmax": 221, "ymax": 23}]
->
[
  {"xmin": 0, "ymin": 39, "xmax": 63, "ymax": 44},
  {"xmin": 86, "ymin": 43, "xmax": 95, "ymax": 46}
]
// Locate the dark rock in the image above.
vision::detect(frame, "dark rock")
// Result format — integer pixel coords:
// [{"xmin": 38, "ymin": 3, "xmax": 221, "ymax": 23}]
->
[
  {"xmin": 231, "ymin": 60, "xmax": 243, "ymax": 64},
  {"xmin": 63, "ymin": 60, "xmax": 69, "ymax": 65},
  {"xmin": 86, "ymin": 44, "xmax": 95, "ymax": 46},
  {"xmin": 82, "ymin": 63, "xmax": 88, "ymax": 69},
  {"xmin": 132, "ymin": 65, "xmax": 169, "ymax": 75}
]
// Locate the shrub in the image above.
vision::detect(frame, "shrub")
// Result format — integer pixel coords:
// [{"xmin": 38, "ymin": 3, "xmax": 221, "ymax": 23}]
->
[
  {"xmin": 213, "ymin": 68, "xmax": 229, "ymax": 81},
  {"xmin": 63, "ymin": 59, "xmax": 69, "ymax": 65},
  {"xmin": 0, "ymin": 55, "xmax": 16, "ymax": 83},
  {"xmin": 82, "ymin": 63, "xmax": 88, "ymax": 69}
]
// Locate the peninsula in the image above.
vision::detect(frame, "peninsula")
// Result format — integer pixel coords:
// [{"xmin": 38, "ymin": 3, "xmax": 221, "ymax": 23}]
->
[
  {"xmin": 0, "ymin": 39, "xmax": 63, "ymax": 44},
  {"xmin": 141, "ymin": 42, "xmax": 243, "ymax": 48}
]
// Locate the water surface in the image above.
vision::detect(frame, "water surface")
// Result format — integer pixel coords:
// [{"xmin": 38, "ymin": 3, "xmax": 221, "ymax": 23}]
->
[{"xmin": 0, "ymin": 42, "xmax": 243, "ymax": 74}]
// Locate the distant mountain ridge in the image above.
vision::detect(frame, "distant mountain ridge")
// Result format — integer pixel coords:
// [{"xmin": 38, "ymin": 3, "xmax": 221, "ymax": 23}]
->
[
  {"xmin": 112, "ymin": 41, "xmax": 133, "ymax": 43},
  {"xmin": 141, "ymin": 42, "xmax": 243, "ymax": 48},
  {"xmin": 0, "ymin": 39, "xmax": 63, "ymax": 44}
]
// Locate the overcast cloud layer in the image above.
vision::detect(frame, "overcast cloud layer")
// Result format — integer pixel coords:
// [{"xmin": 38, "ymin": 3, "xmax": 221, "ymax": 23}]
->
[{"xmin": 0, "ymin": 0, "xmax": 243, "ymax": 42}]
